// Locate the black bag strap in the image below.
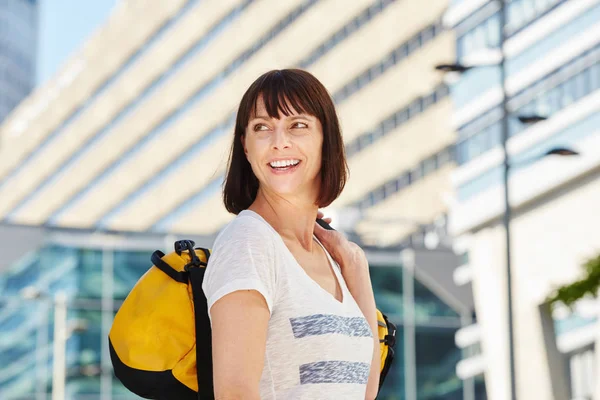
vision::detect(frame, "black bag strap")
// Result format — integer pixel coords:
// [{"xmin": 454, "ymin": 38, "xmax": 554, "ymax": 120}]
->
[
  {"xmin": 151, "ymin": 250, "xmax": 189, "ymax": 283},
  {"xmin": 173, "ymin": 240, "xmax": 214, "ymax": 400},
  {"xmin": 188, "ymin": 258, "xmax": 214, "ymax": 400},
  {"xmin": 151, "ymin": 242, "xmax": 214, "ymax": 399}
]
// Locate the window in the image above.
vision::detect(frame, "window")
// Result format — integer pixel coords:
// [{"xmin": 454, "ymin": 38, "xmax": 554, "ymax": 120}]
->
[
  {"xmin": 458, "ymin": 47, "xmax": 600, "ymax": 165},
  {"xmin": 569, "ymin": 347, "xmax": 595, "ymax": 400},
  {"xmin": 422, "ymin": 155, "xmax": 438, "ymax": 175}
]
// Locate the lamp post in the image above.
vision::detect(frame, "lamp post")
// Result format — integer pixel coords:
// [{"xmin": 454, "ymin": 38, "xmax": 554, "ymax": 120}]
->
[
  {"xmin": 21, "ymin": 287, "xmax": 90, "ymax": 400},
  {"xmin": 435, "ymin": 1, "xmax": 579, "ymax": 399},
  {"xmin": 52, "ymin": 292, "xmax": 68, "ymax": 400}
]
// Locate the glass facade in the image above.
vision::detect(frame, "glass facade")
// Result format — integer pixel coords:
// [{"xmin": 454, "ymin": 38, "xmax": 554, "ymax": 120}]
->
[
  {"xmin": 456, "ymin": 43, "xmax": 600, "ymax": 166},
  {"xmin": 370, "ymin": 262, "xmax": 469, "ymax": 400},
  {"xmin": 448, "ymin": 0, "xmax": 600, "ymax": 202},
  {"xmin": 0, "ymin": 0, "xmax": 37, "ymax": 123},
  {"xmin": 0, "ymin": 242, "xmax": 152, "ymax": 399}
]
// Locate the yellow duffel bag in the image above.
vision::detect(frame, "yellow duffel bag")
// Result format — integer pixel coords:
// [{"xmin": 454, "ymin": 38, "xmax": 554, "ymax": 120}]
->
[{"xmin": 109, "ymin": 239, "xmax": 396, "ymax": 399}]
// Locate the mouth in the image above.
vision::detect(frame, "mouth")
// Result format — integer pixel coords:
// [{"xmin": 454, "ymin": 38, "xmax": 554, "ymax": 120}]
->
[{"xmin": 268, "ymin": 159, "xmax": 301, "ymax": 174}]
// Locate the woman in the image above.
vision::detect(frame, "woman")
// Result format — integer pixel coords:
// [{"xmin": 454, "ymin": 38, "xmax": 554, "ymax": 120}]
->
[{"xmin": 202, "ymin": 69, "xmax": 380, "ymax": 399}]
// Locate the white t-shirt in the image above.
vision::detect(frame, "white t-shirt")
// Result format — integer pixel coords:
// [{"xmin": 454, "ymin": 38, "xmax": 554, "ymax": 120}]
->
[{"xmin": 202, "ymin": 210, "xmax": 374, "ymax": 400}]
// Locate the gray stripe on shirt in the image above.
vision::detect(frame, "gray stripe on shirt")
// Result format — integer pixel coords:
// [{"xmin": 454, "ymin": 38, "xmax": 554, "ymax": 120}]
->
[
  {"xmin": 290, "ymin": 314, "xmax": 372, "ymax": 338},
  {"xmin": 300, "ymin": 361, "xmax": 371, "ymax": 384}
]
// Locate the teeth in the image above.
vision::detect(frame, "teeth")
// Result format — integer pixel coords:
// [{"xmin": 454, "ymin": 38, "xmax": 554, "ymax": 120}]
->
[{"xmin": 270, "ymin": 159, "xmax": 300, "ymax": 168}]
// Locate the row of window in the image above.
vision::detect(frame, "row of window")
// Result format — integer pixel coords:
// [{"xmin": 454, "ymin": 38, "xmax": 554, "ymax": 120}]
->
[
  {"xmin": 456, "ymin": 0, "xmax": 567, "ymax": 59},
  {"xmin": 455, "ymin": 44, "xmax": 600, "ymax": 165},
  {"xmin": 0, "ymin": 40, "xmax": 34, "ymax": 77},
  {"xmin": 0, "ymin": 0, "xmax": 207, "ymax": 190},
  {"xmin": 0, "ymin": 95, "xmax": 21, "ymax": 121},
  {"xmin": 332, "ymin": 19, "xmax": 444, "ymax": 104},
  {"xmin": 0, "ymin": 64, "xmax": 32, "ymax": 95},
  {"xmin": 505, "ymin": 0, "xmax": 565, "ymax": 36},
  {"xmin": 299, "ymin": 0, "xmax": 397, "ymax": 68},
  {"xmin": 457, "ymin": 110, "xmax": 600, "ymax": 201},
  {"xmin": 0, "ymin": 0, "xmax": 37, "ymax": 26},
  {"xmin": 346, "ymin": 84, "xmax": 449, "ymax": 157},
  {"xmin": 451, "ymin": 1, "xmax": 600, "ymax": 109},
  {"xmin": 353, "ymin": 144, "xmax": 455, "ymax": 211},
  {"xmin": 0, "ymin": 18, "xmax": 36, "ymax": 49},
  {"xmin": 507, "ymin": 2, "xmax": 600, "ymax": 76},
  {"xmin": 0, "ymin": 0, "xmax": 242, "ymax": 209},
  {"xmin": 48, "ymin": 0, "xmax": 409, "ymax": 223}
]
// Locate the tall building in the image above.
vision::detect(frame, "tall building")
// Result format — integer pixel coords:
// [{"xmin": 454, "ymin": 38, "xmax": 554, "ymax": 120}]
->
[
  {"xmin": 445, "ymin": 1, "xmax": 600, "ymax": 399},
  {"xmin": 0, "ymin": 0, "xmax": 37, "ymax": 123},
  {"xmin": 0, "ymin": 0, "xmax": 481, "ymax": 398}
]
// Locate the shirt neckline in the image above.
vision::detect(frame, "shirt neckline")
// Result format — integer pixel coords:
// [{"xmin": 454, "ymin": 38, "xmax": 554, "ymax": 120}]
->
[{"xmin": 238, "ymin": 209, "xmax": 347, "ymax": 305}]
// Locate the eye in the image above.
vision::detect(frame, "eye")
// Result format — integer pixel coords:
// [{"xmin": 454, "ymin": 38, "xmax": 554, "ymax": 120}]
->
[
  {"xmin": 292, "ymin": 121, "xmax": 308, "ymax": 129},
  {"xmin": 253, "ymin": 123, "xmax": 270, "ymax": 132}
]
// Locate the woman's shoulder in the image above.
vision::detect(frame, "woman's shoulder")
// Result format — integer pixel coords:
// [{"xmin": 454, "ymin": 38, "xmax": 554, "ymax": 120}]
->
[{"xmin": 214, "ymin": 210, "xmax": 278, "ymax": 248}]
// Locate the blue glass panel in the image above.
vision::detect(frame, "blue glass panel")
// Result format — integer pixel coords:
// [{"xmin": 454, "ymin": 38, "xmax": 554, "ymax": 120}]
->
[
  {"xmin": 416, "ymin": 326, "xmax": 463, "ymax": 400},
  {"xmin": 370, "ymin": 266, "xmax": 404, "ymax": 319},
  {"xmin": 507, "ymin": 3, "xmax": 600, "ymax": 75},
  {"xmin": 458, "ymin": 112, "xmax": 600, "ymax": 201},
  {"xmin": 451, "ymin": 67, "xmax": 501, "ymax": 109},
  {"xmin": 414, "ymin": 279, "xmax": 460, "ymax": 319},
  {"xmin": 554, "ymin": 314, "xmax": 597, "ymax": 336}
]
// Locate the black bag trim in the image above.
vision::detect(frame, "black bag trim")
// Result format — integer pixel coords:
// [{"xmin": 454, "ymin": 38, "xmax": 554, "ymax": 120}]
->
[
  {"xmin": 378, "ymin": 346, "xmax": 395, "ymax": 395},
  {"xmin": 189, "ymin": 263, "xmax": 215, "ymax": 400},
  {"xmin": 151, "ymin": 250, "xmax": 189, "ymax": 284},
  {"xmin": 377, "ymin": 312, "xmax": 397, "ymax": 396},
  {"xmin": 109, "ymin": 339, "xmax": 197, "ymax": 400}
]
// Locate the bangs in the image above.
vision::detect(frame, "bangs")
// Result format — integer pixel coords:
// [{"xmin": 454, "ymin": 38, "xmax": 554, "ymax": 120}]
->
[{"xmin": 247, "ymin": 70, "xmax": 322, "ymax": 122}]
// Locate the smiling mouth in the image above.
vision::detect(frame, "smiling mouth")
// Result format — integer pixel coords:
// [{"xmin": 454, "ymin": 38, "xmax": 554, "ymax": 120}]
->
[{"xmin": 268, "ymin": 160, "xmax": 301, "ymax": 172}]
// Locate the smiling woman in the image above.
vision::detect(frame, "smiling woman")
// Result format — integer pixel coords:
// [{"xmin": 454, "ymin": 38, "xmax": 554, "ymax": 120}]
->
[
  {"xmin": 204, "ymin": 69, "xmax": 383, "ymax": 399},
  {"xmin": 223, "ymin": 69, "xmax": 347, "ymax": 214}
]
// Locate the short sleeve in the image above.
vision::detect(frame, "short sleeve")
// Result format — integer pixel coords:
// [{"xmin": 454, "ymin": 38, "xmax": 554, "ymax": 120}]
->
[{"xmin": 202, "ymin": 216, "xmax": 278, "ymax": 320}]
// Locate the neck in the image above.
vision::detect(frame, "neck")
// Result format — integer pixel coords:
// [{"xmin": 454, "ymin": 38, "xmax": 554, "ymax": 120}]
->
[{"xmin": 248, "ymin": 189, "xmax": 318, "ymax": 251}]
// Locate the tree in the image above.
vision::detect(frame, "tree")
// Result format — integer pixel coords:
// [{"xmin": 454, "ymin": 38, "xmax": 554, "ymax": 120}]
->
[{"xmin": 547, "ymin": 253, "xmax": 600, "ymax": 309}]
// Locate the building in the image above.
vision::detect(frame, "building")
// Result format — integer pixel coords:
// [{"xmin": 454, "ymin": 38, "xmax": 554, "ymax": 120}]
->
[
  {"xmin": 0, "ymin": 0, "xmax": 37, "ymax": 123},
  {"xmin": 0, "ymin": 0, "xmax": 482, "ymax": 398},
  {"xmin": 444, "ymin": 0, "xmax": 600, "ymax": 399}
]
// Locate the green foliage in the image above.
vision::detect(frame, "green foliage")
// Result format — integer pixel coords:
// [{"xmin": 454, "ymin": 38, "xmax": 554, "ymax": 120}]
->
[{"xmin": 547, "ymin": 253, "xmax": 600, "ymax": 309}]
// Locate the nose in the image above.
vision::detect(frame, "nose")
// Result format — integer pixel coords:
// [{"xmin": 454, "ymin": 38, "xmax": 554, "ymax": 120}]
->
[{"xmin": 272, "ymin": 126, "xmax": 291, "ymax": 150}]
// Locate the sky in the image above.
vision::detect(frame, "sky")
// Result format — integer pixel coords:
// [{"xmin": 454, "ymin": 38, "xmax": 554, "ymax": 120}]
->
[{"xmin": 36, "ymin": 0, "xmax": 120, "ymax": 85}]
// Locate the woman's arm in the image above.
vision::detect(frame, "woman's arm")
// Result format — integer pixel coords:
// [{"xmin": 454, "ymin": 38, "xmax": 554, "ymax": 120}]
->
[
  {"xmin": 338, "ymin": 246, "xmax": 381, "ymax": 400},
  {"xmin": 210, "ymin": 289, "xmax": 270, "ymax": 400}
]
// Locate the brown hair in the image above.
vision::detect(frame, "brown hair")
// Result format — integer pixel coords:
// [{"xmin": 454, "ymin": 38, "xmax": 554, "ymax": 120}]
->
[{"xmin": 223, "ymin": 69, "xmax": 348, "ymax": 214}]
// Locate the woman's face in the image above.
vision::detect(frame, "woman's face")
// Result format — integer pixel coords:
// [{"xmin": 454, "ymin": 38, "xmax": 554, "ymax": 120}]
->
[{"xmin": 243, "ymin": 95, "xmax": 323, "ymax": 201}]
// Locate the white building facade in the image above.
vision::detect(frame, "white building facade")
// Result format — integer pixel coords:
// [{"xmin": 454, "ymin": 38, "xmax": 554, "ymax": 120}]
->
[{"xmin": 446, "ymin": 0, "xmax": 600, "ymax": 399}]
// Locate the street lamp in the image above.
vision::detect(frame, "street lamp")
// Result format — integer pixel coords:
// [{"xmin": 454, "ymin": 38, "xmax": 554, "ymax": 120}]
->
[
  {"xmin": 20, "ymin": 287, "xmax": 89, "ymax": 400},
  {"xmin": 435, "ymin": 64, "xmax": 473, "ymax": 73},
  {"xmin": 434, "ymin": 2, "xmax": 579, "ymax": 399},
  {"xmin": 543, "ymin": 147, "xmax": 579, "ymax": 157},
  {"xmin": 517, "ymin": 114, "xmax": 547, "ymax": 125}
]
